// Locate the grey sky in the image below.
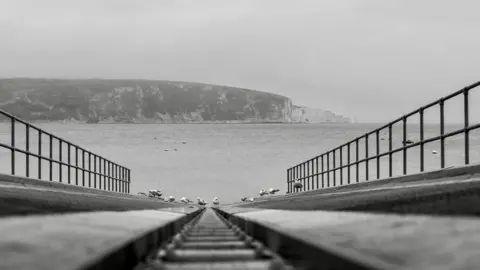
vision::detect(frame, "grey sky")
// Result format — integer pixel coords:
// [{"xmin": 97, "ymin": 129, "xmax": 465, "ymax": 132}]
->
[{"xmin": 1, "ymin": 0, "xmax": 480, "ymax": 122}]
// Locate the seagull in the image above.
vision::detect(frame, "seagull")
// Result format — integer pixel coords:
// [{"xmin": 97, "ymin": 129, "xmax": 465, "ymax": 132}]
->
[
  {"xmin": 164, "ymin": 197, "xmax": 169, "ymax": 202},
  {"xmin": 168, "ymin": 196, "xmax": 175, "ymax": 202},
  {"xmin": 293, "ymin": 181, "xmax": 303, "ymax": 190},
  {"xmin": 259, "ymin": 189, "xmax": 269, "ymax": 196},
  {"xmin": 241, "ymin": 197, "xmax": 247, "ymax": 202},
  {"xmin": 247, "ymin": 197, "xmax": 254, "ymax": 202},
  {"xmin": 268, "ymin": 188, "xmax": 280, "ymax": 195},
  {"xmin": 197, "ymin": 197, "xmax": 207, "ymax": 206},
  {"xmin": 137, "ymin": 192, "xmax": 147, "ymax": 196},
  {"xmin": 180, "ymin": 197, "xmax": 189, "ymax": 204},
  {"xmin": 149, "ymin": 190, "xmax": 162, "ymax": 198},
  {"xmin": 212, "ymin": 197, "xmax": 220, "ymax": 206}
]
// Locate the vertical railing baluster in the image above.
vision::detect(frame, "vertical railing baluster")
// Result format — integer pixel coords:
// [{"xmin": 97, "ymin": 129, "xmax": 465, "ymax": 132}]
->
[
  {"xmin": 315, "ymin": 157, "xmax": 319, "ymax": 189},
  {"xmin": 440, "ymin": 99, "xmax": 445, "ymax": 168},
  {"xmin": 75, "ymin": 147, "xmax": 79, "ymax": 185},
  {"xmin": 321, "ymin": 155, "xmax": 324, "ymax": 188},
  {"xmin": 108, "ymin": 161, "xmax": 111, "ymax": 191},
  {"xmin": 347, "ymin": 142, "xmax": 351, "ymax": 184},
  {"xmin": 67, "ymin": 143, "xmax": 71, "ymax": 184},
  {"xmin": 365, "ymin": 135, "xmax": 369, "ymax": 181},
  {"xmin": 59, "ymin": 139, "xmax": 62, "ymax": 182},
  {"xmin": 332, "ymin": 149, "xmax": 336, "ymax": 186},
  {"xmin": 49, "ymin": 134, "xmax": 53, "ymax": 181},
  {"xmin": 302, "ymin": 162, "xmax": 305, "ymax": 192},
  {"xmin": 355, "ymin": 139, "xmax": 359, "ymax": 182},
  {"xmin": 339, "ymin": 146, "xmax": 343, "ymax": 186},
  {"xmin": 94, "ymin": 155, "xmax": 97, "ymax": 189},
  {"xmin": 388, "ymin": 124, "xmax": 393, "ymax": 177},
  {"xmin": 88, "ymin": 152, "xmax": 92, "ymax": 187},
  {"xmin": 306, "ymin": 161, "xmax": 310, "ymax": 191},
  {"xmin": 420, "ymin": 108, "xmax": 425, "ymax": 172},
  {"xmin": 326, "ymin": 152, "xmax": 330, "ymax": 188},
  {"xmin": 25, "ymin": 124, "xmax": 30, "ymax": 177},
  {"xmin": 11, "ymin": 118, "xmax": 15, "ymax": 175},
  {"xmin": 38, "ymin": 130, "xmax": 42, "ymax": 179},
  {"xmin": 402, "ymin": 117, "xmax": 407, "ymax": 175},
  {"xmin": 287, "ymin": 168, "xmax": 290, "ymax": 194},
  {"xmin": 127, "ymin": 169, "xmax": 131, "ymax": 193},
  {"xmin": 464, "ymin": 89, "xmax": 470, "ymax": 165},
  {"xmin": 82, "ymin": 149, "xmax": 85, "ymax": 186},
  {"xmin": 376, "ymin": 130, "xmax": 380, "ymax": 179}
]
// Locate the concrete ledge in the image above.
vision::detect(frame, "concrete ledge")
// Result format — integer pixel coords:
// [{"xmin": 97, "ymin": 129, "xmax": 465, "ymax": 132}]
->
[
  {"xmin": 0, "ymin": 207, "xmax": 203, "ymax": 270},
  {"xmin": 0, "ymin": 174, "xmax": 185, "ymax": 217},
  {"xmin": 228, "ymin": 165, "xmax": 480, "ymax": 216},
  {"xmin": 0, "ymin": 173, "xmax": 139, "ymax": 199},
  {"xmin": 219, "ymin": 207, "xmax": 480, "ymax": 270}
]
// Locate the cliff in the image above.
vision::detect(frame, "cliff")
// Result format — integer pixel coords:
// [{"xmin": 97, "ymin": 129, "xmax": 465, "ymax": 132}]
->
[{"xmin": 0, "ymin": 78, "xmax": 352, "ymax": 124}]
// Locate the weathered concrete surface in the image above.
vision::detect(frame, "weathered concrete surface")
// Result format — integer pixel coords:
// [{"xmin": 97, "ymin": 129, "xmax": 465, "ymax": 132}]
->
[
  {"xmin": 0, "ymin": 207, "xmax": 202, "ymax": 270},
  {"xmin": 222, "ymin": 207, "xmax": 480, "ymax": 270},
  {"xmin": 228, "ymin": 164, "xmax": 480, "ymax": 216},
  {"xmin": 0, "ymin": 174, "xmax": 186, "ymax": 217}
]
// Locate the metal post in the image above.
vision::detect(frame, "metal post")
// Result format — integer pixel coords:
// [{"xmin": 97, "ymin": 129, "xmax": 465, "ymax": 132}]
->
[
  {"xmin": 82, "ymin": 149, "xmax": 85, "ymax": 186},
  {"xmin": 75, "ymin": 147, "xmax": 79, "ymax": 185},
  {"xmin": 402, "ymin": 117, "xmax": 407, "ymax": 175},
  {"xmin": 376, "ymin": 130, "xmax": 380, "ymax": 179},
  {"xmin": 420, "ymin": 108, "xmax": 425, "ymax": 172},
  {"xmin": 88, "ymin": 152, "xmax": 91, "ymax": 187},
  {"xmin": 347, "ymin": 143, "xmax": 351, "ymax": 184},
  {"xmin": 388, "ymin": 124, "xmax": 393, "ymax": 177},
  {"xmin": 59, "ymin": 140, "xmax": 62, "ymax": 182},
  {"xmin": 321, "ymin": 155, "xmax": 324, "ymax": 188},
  {"xmin": 11, "ymin": 118, "xmax": 15, "ymax": 175},
  {"xmin": 355, "ymin": 139, "xmax": 359, "ymax": 182},
  {"xmin": 67, "ymin": 143, "xmax": 71, "ymax": 184},
  {"xmin": 94, "ymin": 155, "xmax": 97, "ymax": 188},
  {"xmin": 365, "ymin": 135, "xmax": 369, "ymax": 181},
  {"xmin": 25, "ymin": 124, "xmax": 30, "ymax": 177},
  {"xmin": 38, "ymin": 130, "xmax": 42, "ymax": 179},
  {"xmin": 332, "ymin": 150, "xmax": 336, "ymax": 186},
  {"xmin": 326, "ymin": 152, "xmax": 330, "ymax": 188},
  {"xmin": 49, "ymin": 134, "xmax": 53, "ymax": 181},
  {"xmin": 440, "ymin": 99, "xmax": 445, "ymax": 168},
  {"xmin": 464, "ymin": 89, "xmax": 470, "ymax": 165},
  {"xmin": 339, "ymin": 146, "xmax": 343, "ymax": 186}
]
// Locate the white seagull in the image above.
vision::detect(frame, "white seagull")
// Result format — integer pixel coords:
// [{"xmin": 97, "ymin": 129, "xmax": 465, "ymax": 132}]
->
[
  {"xmin": 268, "ymin": 188, "xmax": 280, "ymax": 195},
  {"xmin": 259, "ymin": 189, "xmax": 269, "ymax": 196}
]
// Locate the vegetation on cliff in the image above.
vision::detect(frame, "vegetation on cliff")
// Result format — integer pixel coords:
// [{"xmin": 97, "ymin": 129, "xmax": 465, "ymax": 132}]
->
[{"xmin": 0, "ymin": 78, "xmax": 351, "ymax": 123}]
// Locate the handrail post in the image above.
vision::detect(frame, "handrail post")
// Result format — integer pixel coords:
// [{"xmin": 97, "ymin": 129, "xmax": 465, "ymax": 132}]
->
[
  {"xmin": 440, "ymin": 98, "xmax": 445, "ymax": 168},
  {"xmin": 365, "ymin": 135, "xmax": 369, "ymax": 181},
  {"xmin": 11, "ymin": 118, "xmax": 15, "ymax": 175},
  {"xmin": 25, "ymin": 123, "xmax": 30, "ymax": 178},
  {"xmin": 464, "ymin": 88, "xmax": 470, "ymax": 164},
  {"xmin": 402, "ymin": 117, "xmax": 407, "ymax": 175},
  {"xmin": 420, "ymin": 108, "xmax": 425, "ymax": 172}
]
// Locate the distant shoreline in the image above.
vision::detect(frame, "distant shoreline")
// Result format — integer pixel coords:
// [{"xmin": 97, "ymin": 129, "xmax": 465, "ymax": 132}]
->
[{"xmin": 0, "ymin": 119, "xmax": 350, "ymax": 125}]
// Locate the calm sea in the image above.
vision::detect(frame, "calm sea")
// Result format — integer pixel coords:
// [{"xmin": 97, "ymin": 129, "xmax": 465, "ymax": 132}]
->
[{"xmin": 1, "ymin": 123, "xmax": 480, "ymax": 203}]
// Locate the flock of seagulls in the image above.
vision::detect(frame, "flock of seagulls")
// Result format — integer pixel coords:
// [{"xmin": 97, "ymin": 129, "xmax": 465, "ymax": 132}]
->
[
  {"xmin": 165, "ymin": 141, "xmax": 187, "ymax": 152},
  {"xmin": 136, "ymin": 190, "xmax": 215, "ymax": 206},
  {"xmin": 238, "ymin": 187, "xmax": 280, "ymax": 203}
]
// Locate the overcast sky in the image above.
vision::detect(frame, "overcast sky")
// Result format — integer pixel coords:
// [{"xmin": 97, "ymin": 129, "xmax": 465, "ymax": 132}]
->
[{"xmin": 1, "ymin": 0, "xmax": 480, "ymax": 122}]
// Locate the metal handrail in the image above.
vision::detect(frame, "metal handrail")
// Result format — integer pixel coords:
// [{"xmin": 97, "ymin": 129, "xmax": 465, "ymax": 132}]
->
[
  {"xmin": 0, "ymin": 110, "xmax": 131, "ymax": 193},
  {"xmin": 286, "ymin": 80, "xmax": 480, "ymax": 193}
]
